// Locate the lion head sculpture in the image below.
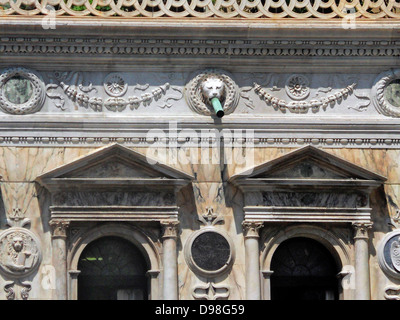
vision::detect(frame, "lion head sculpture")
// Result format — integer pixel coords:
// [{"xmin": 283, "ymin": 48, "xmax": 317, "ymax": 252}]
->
[{"xmin": 185, "ymin": 71, "xmax": 239, "ymax": 117}]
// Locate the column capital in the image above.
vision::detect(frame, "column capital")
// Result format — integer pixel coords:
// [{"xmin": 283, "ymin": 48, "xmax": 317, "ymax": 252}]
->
[
  {"xmin": 242, "ymin": 221, "xmax": 264, "ymax": 239},
  {"xmin": 49, "ymin": 219, "xmax": 70, "ymax": 239},
  {"xmin": 352, "ymin": 222, "xmax": 373, "ymax": 240},
  {"xmin": 161, "ymin": 220, "xmax": 180, "ymax": 240},
  {"xmin": 261, "ymin": 270, "xmax": 274, "ymax": 279}
]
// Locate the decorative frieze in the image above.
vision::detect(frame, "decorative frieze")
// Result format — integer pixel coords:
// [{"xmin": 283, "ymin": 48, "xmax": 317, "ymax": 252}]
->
[
  {"xmin": 1, "ymin": 36, "xmax": 400, "ymax": 64},
  {"xmin": 1, "ymin": 0, "xmax": 400, "ymax": 19},
  {"xmin": 254, "ymin": 81, "xmax": 355, "ymax": 114}
]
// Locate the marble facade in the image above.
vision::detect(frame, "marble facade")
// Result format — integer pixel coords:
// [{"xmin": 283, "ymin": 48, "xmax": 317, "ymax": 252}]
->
[{"xmin": 0, "ymin": 14, "xmax": 400, "ymax": 300}]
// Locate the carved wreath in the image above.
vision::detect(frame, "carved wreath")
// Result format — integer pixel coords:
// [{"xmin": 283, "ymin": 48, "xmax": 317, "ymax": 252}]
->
[
  {"xmin": 185, "ymin": 71, "xmax": 240, "ymax": 116},
  {"xmin": 0, "ymin": 67, "xmax": 45, "ymax": 115},
  {"xmin": 371, "ymin": 69, "xmax": 400, "ymax": 118}
]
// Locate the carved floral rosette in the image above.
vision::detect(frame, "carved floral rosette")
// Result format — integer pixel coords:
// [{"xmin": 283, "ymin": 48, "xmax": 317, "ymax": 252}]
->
[
  {"xmin": 0, "ymin": 67, "xmax": 46, "ymax": 115},
  {"xmin": 371, "ymin": 69, "xmax": 400, "ymax": 118},
  {"xmin": 185, "ymin": 71, "xmax": 240, "ymax": 116},
  {"xmin": 0, "ymin": 227, "xmax": 42, "ymax": 278}
]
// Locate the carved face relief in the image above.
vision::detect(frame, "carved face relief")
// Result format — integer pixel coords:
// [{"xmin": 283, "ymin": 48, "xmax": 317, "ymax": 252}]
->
[
  {"xmin": 0, "ymin": 228, "xmax": 41, "ymax": 278},
  {"xmin": 185, "ymin": 71, "xmax": 239, "ymax": 116},
  {"xmin": 201, "ymin": 77, "xmax": 225, "ymax": 102}
]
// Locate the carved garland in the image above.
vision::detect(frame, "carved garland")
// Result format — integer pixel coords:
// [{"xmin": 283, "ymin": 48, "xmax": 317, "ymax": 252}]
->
[
  {"xmin": 254, "ymin": 82, "xmax": 356, "ymax": 113},
  {"xmin": 0, "ymin": 67, "xmax": 46, "ymax": 115},
  {"xmin": 185, "ymin": 71, "xmax": 240, "ymax": 116},
  {"xmin": 47, "ymin": 71, "xmax": 182, "ymax": 112},
  {"xmin": 371, "ymin": 69, "xmax": 400, "ymax": 118}
]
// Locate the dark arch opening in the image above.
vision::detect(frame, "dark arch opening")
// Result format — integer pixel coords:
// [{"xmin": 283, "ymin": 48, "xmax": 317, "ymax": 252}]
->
[
  {"xmin": 270, "ymin": 237, "xmax": 340, "ymax": 300},
  {"xmin": 78, "ymin": 236, "xmax": 149, "ymax": 300}
]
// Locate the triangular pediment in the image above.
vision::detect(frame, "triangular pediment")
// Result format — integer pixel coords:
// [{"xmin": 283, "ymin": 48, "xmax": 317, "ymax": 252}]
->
[
  {"xmin": 36, "ymin": 143, "xmax": 193, "ymax": 190},
  {"xmin": 230, "ymin": 145, "xmax": 386, "ymax": 185}
]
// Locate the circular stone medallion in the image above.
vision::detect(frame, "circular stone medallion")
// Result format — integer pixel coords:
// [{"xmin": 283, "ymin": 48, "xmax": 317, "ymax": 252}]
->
[
  {"xmin": 0, "ymin": 68, "xmax": 45, "ymax": 115},
  {"xmin": 0, "ymin": 228, "xmax": 42, "ymax": 278},
  {"xmin": 184, "ymin": 227, "xmax": 235, "ymax": 277},
  {"xmin": 384, "ymin": 79, "xmax": 400, "ymax": 109},
  {"xmin": 378, "ymin": 229, "xmax": 400, "ymax": 280},
  {"xmin": 3, "ymin": 76, "xmax": 34, "ymax": 105}
]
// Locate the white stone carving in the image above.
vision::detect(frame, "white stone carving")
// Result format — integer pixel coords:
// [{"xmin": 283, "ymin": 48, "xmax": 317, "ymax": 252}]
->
[
  {"xmin": 384, "ymin": 285, "xmax": 400, "ymax": 300},
  {"xmin": 104, "ymin": 73, "xmax": 128, "ymax": 97},
  {"xmin": 192, "ymin": 282, "xmax": 230, "ymax": 300},
  {"xmin": 0, "ymin": 67, "xmax": 45, "ymax": 115},
  {"xmin": 378, "ymin": 229, "xmax": 400, "ymax": 280},
  {"xmin": 391, "ymin": 239, "xmax": 400, "ymax": 273},
  {"xmin": 371, "ymin": 69, "xmax": 400, "ymax": 118},
  {"xmin": 185, "ymin": 71, "xmax": 239, "ymax": 116},
  {"xmin": 285, "ymin": 74, "xmax": 310, "ymax": 100},
  {"xmin": 198, "ymin": 207, "xmax": 224, "ymax": 227},
  {"xmin": 3, "ymin": 0, "xmax": 400, "ymax": 19},
  {"xmin": 0, "ymin": 228, "xmax": 41, "ymax": 278},
  {"xmin": 201, "ymin": 78, "xmax": 225, "ymax": 102},
  {"xmin": 254, "ymin": 82, "xmax": 356, "ymax": 113},
  {"xmin": 49, "ymin": 71, "xmax": 179, "ymax": 112}
]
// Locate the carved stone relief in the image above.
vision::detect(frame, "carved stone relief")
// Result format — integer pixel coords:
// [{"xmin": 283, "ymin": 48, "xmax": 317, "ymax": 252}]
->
[
  {"xmin": 185, "ymin": 70, "xmax": 240, "ymax": 116},
  {"xmin": 104, "ymin": 73, "xmax": 128, "ymax": 97},
  {"xmin": 371, "ymin": 69, "xmax": 400, "ymax": 118},
  {"xmin": 253, "ymin": 80, "xmax": 356, "ymax": 114},
  {"xmin": 285, "ymin": 74, "xmax": 310, "ymax": 100},
  {"xmin": 192, "ymin": 281, "xmax": 230, "ymax": 300},
  {"xmin": 0, "ymin": 228, "xmax": 41, "ymax": 278},
  {"xmin": 378, "ymin": 229, "xmax": 400, "ymax": 281},
  {"xmin": 0, "ymin": 67, "xmax": 45, "ymax": 115},
  {"xmin": 0, "ymin": 208, "xmax": 42, "ymax": 300},
  {"xmin": 46, "ymin": 71, "xmax": 183, "ymax": 112},
  {"xmin": 184, "ymin": 208, "xmax": 235, "ymax": 279}
]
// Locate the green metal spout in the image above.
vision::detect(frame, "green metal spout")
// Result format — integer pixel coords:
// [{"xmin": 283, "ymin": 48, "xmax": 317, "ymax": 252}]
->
[{"xmin": 211, "ymin": 97, "xmax": 224, "ymax": 118}]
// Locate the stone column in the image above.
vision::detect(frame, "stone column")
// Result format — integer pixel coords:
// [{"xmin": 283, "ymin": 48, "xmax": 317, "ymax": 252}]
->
[
  {"xmin": 68, "ymin": 270, "xmax": 81, "ymax": 300},
  {"xmin": 49, "ymin": 219, "xmax": 70, "ymax": 300},
  {"xmin": 242, "ymin": 221, "xmax": 263, "ymax": 300},
  {"xmin": 261, "ymin": 270, "xmax": 274, "ymax": 300},
  {"xmin": 146, "ymin": 270, "xmax": 160, "ymax": 300},
  {"xmin": 161, "ymin": 220, "xmax": 179, "ymax": 300},
  {"xmin": 352, "ymin": 222, "xmax": 372, "ymax": 300}
]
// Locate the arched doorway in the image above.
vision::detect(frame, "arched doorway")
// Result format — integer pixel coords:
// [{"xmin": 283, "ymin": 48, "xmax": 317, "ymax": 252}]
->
[
  {"xmin": 77, "ymin": 236, "xmax": 149, "ymax": 300},
  {"xmin": 270, "ymin": 237, "xmax": 340, "ymax": 300}
]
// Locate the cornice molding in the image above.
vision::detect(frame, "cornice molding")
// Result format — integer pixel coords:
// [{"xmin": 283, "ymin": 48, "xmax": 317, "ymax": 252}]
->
[
  {"xmin": 0, "ymin": 118, "xmax": 398, "ymax": 148},
  {"xmin": 1, "ymin": 19, "xmax": 400, "ymax": 72}
]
